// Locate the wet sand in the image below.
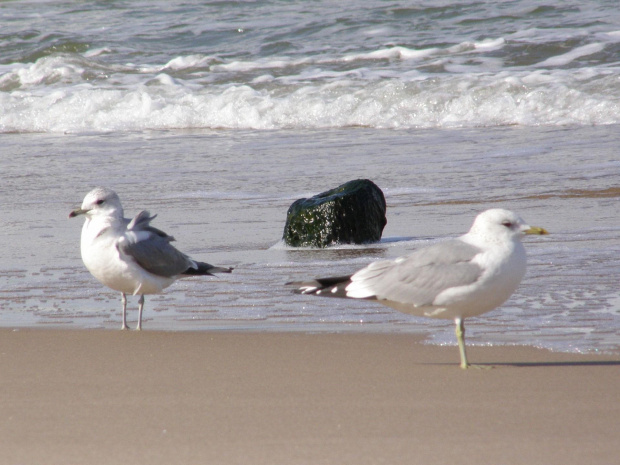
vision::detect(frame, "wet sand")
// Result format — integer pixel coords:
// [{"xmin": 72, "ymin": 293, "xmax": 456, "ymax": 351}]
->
[{"xmin": 1, "ymin": 328, "xmax": 618, "ymax": 464}]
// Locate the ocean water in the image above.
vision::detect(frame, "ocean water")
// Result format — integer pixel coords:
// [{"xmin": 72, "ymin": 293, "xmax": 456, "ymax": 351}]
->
[
  {"xmin": 2, "ymin": 0, "xmax": 620, "ymax": 131},
  {"xmin": 1, "ymin": 0, "xmax": 619, "ymax": 354}
]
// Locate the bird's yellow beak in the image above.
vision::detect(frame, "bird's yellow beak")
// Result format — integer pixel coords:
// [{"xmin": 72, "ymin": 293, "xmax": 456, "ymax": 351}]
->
[{"xmin": 524, "ymin": 226, "xmax": 549, "ymax": 235}]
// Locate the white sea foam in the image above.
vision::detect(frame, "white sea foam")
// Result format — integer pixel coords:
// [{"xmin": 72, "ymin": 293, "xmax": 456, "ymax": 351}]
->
[
  {"xmin": 83, "ymin": 47, "xmax": 112, "ymax": 58},
  {"xmin": 211, "ymin": 57, "xmax": 311, "ymax": 73},
  {"xmin": 163, "ymin": 55, "xmax": 216, "ymax": 71},
  {"xmin": 1, "ymin": 8, "xmax": 620, "ymax": 134},
  {"xmin": 342, "ymin": 45, "xmax": 440, "ymax": 62},
  {"xmin": 536, "ymin": 43, "xmax": 606, "ymax": 67},
  {"xmin": 473, "ymin": 38, "xmax": 506, "ymax": 51},
  {"xmin": 1, "ymin": 62, "xmax": 620, "ymax": 133},
  {"xmin": 0, "ymin": 56, "xmax": 84, "ymax": 88}
]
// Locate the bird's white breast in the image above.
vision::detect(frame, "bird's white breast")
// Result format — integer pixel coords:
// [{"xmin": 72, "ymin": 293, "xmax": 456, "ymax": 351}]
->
[
  {"xmin": 80, "ymin": 217, "xmax": 173, "ymax": 295},
  {"xmin": 432, "ymin": 240, "xmax": 526, "ymax": 318}
]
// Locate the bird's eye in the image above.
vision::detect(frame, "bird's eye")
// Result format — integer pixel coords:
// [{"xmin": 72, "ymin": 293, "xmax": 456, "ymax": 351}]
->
[
  {"xmin": 95, "ymin": 199, "xmax": 105, "ymax": 205},
  {"xmin": 501, "ymin": 220, "xmax": 513, "ymax": 228}
]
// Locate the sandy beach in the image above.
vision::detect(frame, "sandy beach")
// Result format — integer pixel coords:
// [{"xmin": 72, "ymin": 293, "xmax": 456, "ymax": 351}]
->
[{"xmin": 1, "ymin": 329, "xmax": 618, "ymax": 465}]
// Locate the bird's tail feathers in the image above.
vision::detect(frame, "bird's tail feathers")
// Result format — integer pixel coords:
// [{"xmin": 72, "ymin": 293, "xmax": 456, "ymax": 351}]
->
[{"xmin": 184, "ymin": 261, "xmax": 233, "ymax": 276}]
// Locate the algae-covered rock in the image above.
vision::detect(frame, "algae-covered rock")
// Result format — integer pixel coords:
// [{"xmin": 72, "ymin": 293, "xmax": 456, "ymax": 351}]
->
[{"xmin": 283, "ymin": 179, "xmax": 387, "ymax": 247}]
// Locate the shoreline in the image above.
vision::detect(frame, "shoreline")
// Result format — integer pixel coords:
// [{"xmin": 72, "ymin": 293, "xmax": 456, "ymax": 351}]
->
[
  {"xmin": 3, "ymin": 320, "xmax": 619, "ymax": 356},
  {"xmin": 1, "ymin": 328, "xmax": 619, "ymax": 464}
]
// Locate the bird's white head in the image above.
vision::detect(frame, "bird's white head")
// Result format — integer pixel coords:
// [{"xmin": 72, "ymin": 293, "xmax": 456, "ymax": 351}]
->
[
  {"xmin": 69, "ymin": 187, "xmax": 124, "ymax": 220},
  {"xmin": 468, "ymin": 208, "xmax": 548, "ymax": 243}
]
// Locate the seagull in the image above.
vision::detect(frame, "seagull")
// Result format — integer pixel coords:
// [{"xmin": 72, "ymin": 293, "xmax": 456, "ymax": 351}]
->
[
  {"xmin": 288, "ymin": 208, "xmax": 548, "ymax": 369},
  {"xmin": 69, "ymin": 187, "xmax": 233, "ymax": 330}
]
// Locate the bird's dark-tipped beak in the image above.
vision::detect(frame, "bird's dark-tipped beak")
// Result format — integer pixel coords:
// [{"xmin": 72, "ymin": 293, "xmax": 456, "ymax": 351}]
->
[{"xmin": 69, "ymin": 208, "xmax": 88, "ymax": 218}]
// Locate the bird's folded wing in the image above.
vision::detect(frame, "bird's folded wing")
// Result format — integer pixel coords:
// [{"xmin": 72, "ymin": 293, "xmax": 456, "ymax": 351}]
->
[
  {"xmin": 127, "ymin": 210, "xmax": 176, "ymax": 241},
  {"xmin": 117, "ymin": 229, "xmax": 195, "ymax": 278},
  {"xmin": 346, "ymin": 240, "xmax": 484, "ymax": 306}
]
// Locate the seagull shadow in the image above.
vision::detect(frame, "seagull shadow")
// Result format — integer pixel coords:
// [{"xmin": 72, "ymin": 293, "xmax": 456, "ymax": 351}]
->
[
  {"xmin": 493, "ymin": 360, "xmax": 620, "ymax": 368},
  {"xmin": 424, "ymin": 360, "xmax": 620, "ymax": 368}
]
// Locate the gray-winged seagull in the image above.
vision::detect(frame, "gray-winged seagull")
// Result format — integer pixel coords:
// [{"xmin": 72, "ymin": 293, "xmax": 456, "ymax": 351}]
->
[
  {"xmin": 70, "ymin": 187, "xmax": 232, "ymax": 330},
  {"xmin": 288, "ymin": 208, "xmax": 548, "ymax": 369}
]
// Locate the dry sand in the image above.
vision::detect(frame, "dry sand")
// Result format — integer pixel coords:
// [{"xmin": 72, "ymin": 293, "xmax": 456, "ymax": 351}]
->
[{"xmin": 1, "ymin": 328, "xmax": 618, "ymax": 465}]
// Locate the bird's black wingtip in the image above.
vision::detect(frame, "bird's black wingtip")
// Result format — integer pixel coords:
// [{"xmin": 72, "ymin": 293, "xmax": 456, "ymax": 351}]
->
[
  {"xmin": 208, "ymin": 265, "xmax": 234, "ymax": 275},
  {"xmin": 285, "ymin": 276, "xmax": 353, "ymax": 297},
  {"xmin": 184, "ymin": 263, "xmax": 234, "ymax": 276}
]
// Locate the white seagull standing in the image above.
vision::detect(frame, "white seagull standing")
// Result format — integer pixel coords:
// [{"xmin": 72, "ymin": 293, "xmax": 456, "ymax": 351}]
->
[
  {"xmin": 288, "ymin": 208, "xmax": 548, "ymax": 369},
  {"xmin": 70, "ymin": 187, "xmax": 233, "ymax": 330}
]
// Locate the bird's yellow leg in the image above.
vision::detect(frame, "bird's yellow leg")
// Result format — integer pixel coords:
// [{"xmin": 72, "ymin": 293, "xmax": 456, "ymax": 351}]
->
[{"xmin": 455, "ymin": 318, "xmax": 494, "ymax": 370}]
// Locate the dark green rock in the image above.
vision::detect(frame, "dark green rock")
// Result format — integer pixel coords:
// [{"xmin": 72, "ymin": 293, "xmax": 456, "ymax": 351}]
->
[{"xmin": 283, "ymin": 179, "xmax": 387, "ymax": 247}]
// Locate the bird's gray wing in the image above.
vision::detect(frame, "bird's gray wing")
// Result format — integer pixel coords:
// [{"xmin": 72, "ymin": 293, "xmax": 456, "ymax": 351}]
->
[
  {"xmin": 117, "ymin": 211, "xmax": 194, "ymax": 277},
  {"xmin": 347, "ymin": 239, "xmax": 484, "ymax": 306},
  {"xmin": 127, "ymin": 210, "xmax": 176, "ymax": 241}
]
